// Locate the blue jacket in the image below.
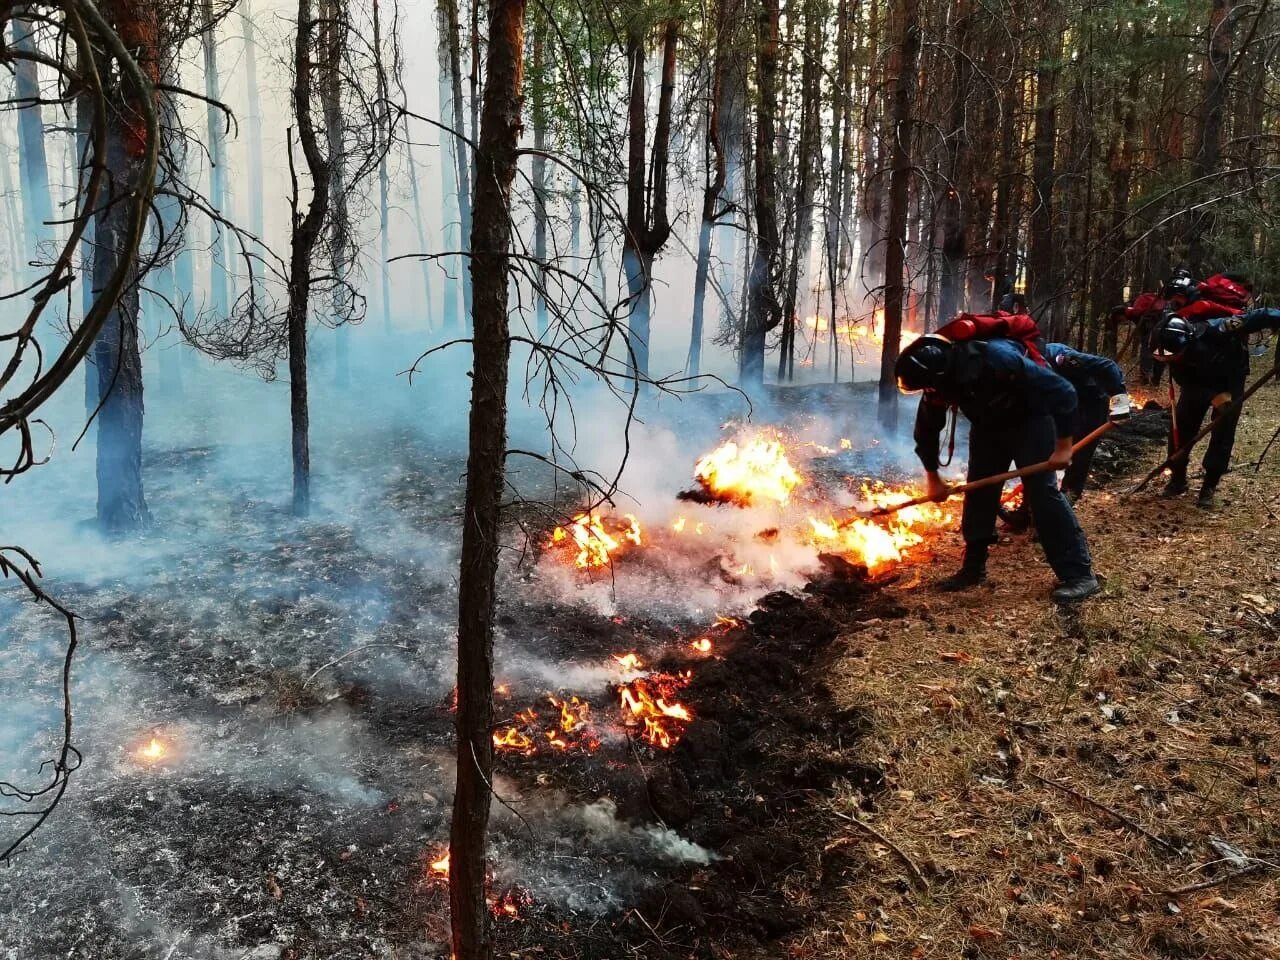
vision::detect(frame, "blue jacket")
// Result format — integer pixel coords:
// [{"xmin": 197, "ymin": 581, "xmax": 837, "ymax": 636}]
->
[
  {"xmin": 1044, "ymin": 343, "xmax": 1126, "ymax": 400},
  {"xmin": 914, "ymin": 339, "xmax": 1079, "ymax": 471},
  {"xmin": 1165, "ymin": 309, "xmax": 1280, "ymax": 390}
]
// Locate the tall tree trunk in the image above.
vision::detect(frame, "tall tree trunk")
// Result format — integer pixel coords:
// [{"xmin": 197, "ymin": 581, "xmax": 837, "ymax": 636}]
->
[
  {"xmin": 1187, "ymin": 0, "xmax": 1236, "ymax": 272},
  {"xmin": 407, "ymin": 139, "xmax": 438, "ymax": 327},
  {"xmin": 450, "ymin": 1, "xmax": 524, "ymax": 957},
  {"xmin": 531, "ymin": 17, "xmax": 550, "ymax": 335},
  {"xmin": 739, "ymin": 0, "xmax": 780, "ymax": 387},
  {"xmin": 289, "ymin": 0, "xmax": 333, "ymax": 516},
  {"xmin": 435, "ymin": 0, "xmax": 463, "ymax": 331},
  {"xmin": 1026, "ymin": 19, "xmax": 1061, "ymax": 333},
  {"xmin": 878, "ymin": 0, "xmax": 920, "ymax": 427},
  {"xmin": 321, "ymin": 0, "xmax": 351, "ymax": 386},
  {"xmin": 937, "ymin": 0, "xmax": 971, "ymax": 322},
  {"xmin": 201, "ymin": 0, "xmax": 230, "ymax": 319},
  {"xmin": 823, "ymin": 0, "xmax": 851, "ymax": 378},
  {"xmin": 11, "ymin": 13, "xmax": 53, "ymax": 263},
  {"xmin": 778, "ymin": 0, "xmax": 822, "ymax": 382},
  {"xmin": 95, "ymin": 0, "xmax": 159, "ymax": 535},
  {"xmin": 240, "ymin": 0, "xmax": 266, "ymax": 239},
  {"xmin": 622, "ymin": 17, "xmax": 677, "ymax": 382},
  {"xmin": 441, "ymin": 0, "xmax": 475, "ymax": 328},
  {"xmin": 690, "ymin": 0, "xmax": 733, "ymax": 376},
  {"xmin": 374, "ymin": 0, "xmax": 394, "ymax": 333},
  {"xmin": 1100, "ymin": 41, "xmax": 1140, "ymax": 356}
]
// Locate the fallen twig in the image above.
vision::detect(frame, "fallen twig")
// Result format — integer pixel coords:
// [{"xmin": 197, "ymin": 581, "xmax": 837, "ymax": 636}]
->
[
  {"xmin": 302, "ymin": 642, "xmax": 412, "ymax": 688},
  {"xmin": 1028, "ymin": 771, "xmax": 1183, "ymax": 855},
  {"xmin": 832, "ymin": 808, "xmax": 930, "ymax": 890},
  {"xmin": 1163, "ymin": 861, "xmax": 1275, "ymax": 896}
]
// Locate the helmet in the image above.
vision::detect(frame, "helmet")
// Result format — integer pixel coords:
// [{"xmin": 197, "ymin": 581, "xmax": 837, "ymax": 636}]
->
[
  {"xmin": 1153, "ymin": 317, "xmax": 1194, "ymax": 361},
  {"xmin": 895, "ymin": 335, "xmax": 952, "ymax": 393},
  {"xmin": 1163, "ymin": 268, "xmax": 1196, "ymax": 301}
]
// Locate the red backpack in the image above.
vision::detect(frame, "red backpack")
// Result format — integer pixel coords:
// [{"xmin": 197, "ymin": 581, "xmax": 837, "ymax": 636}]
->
[
  {"xmin": 1175, "ymin": 274, "xmax": 1249, "ymax": 322},
  {"xmin": 1125, "ymin": 292, "xmax": 1165, "ymax": 321},
  {"xmin": 936, "ymin": 311, "xmax": 1048, "ymax": 366}
]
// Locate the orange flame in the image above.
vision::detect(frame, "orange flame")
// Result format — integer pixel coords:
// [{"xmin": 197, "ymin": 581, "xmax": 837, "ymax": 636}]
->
[
  {"xmin": 807, "ymin": 480, "xmax": 953, "ymax": 574},
  {"xmin": 691, "ymin": 637, "xmax": 712, "ymax": 654},
  {"xmin": 429, "ymin": 850, "xmax": 450, "ymax": 880},
  {"xmin": 547, "ymin": 512, "xmax": 643, "ymax": 569},
  {"xmin": 693, "ymin": 437, "xmax": 802, "ymax": 506},
  {"xmin": 619, "ymin": 675, "xmax": 693, "ymax": 749},
  {"xmin": 493, "ymin": 727, "xmax": 536, "ymax": 754}
]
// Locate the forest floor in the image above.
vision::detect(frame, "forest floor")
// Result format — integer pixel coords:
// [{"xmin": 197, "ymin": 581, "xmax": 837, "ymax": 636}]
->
[
  {"xmin": 4, "ymin": 374, "xmax": 1280, "ymax": 960},
  {"xmin": 779, "ymin": 387, "xmax": 1280, "ymax": 960}
]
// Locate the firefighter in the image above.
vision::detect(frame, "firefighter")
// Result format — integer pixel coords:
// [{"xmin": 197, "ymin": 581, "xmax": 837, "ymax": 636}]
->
[
  {"xmin": 895, "ymin": 334, "xmax": 1100, "ymax": 603},
  {"xmin": 1153, "ymin": 273, "xmax": 1280, "ymax": 508},
  {"xmin": 1043, "ymin": 343, "xmax": 1129, "ymax": 502},
  {"xmin": 1119, "ymin": 269, "xmax": 1196, "ymax": 387}
]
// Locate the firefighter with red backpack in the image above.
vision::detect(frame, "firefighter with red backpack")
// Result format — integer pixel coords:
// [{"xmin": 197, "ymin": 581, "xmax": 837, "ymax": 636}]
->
[
  {"xmin": 1118, "ymin": 270, "xmax": 1196, "ymax": 386},
  {"xmin": 894, "ymin": 313, "xmax": 1100, "ymax": 603},
  {"xmin": 1153, "ymin": 272, "xmax": 1280, "ymax": 508}
]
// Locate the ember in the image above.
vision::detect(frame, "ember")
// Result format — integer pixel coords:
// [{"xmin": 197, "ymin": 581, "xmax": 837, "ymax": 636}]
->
[
  {"xmin": 489, "ymin": 887, "xmax": 531, "ymax": 920},
  {"xmin": 428, "ymin": 850, "xmax": 450, "ymax": 881},
  {"xmin": 493, "ymin": 695, "xmax": 600, "ymax": 756},
  {"xmin": 692, "ymin": 437, "xmax": 802, "ymax": 506},
  {"xmin": 808, "ymin": 481, "xmax": 954, "ymax": 574}
]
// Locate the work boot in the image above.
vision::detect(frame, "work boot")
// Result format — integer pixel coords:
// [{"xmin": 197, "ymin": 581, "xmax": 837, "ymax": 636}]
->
[
  {"xmin": 1196, "ymin": 482, "xmax": 1218, "ymax": 510},
  {"xmin": 1052, "ymin": 575, "xmax": 1100, "ymax": 603},
  {"xmin": 1160, "ymin": 475, "xmax": 1189, "ymax": 498},
  {"xmin": 937, "ymin": 546, "xmax": 988, "ymax": 592}
]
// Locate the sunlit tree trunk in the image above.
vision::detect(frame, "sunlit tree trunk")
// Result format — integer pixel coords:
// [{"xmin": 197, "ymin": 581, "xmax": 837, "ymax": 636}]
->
[{"xmin": 450, "ymin": 0, "xmax": 524, "ymax": 956}]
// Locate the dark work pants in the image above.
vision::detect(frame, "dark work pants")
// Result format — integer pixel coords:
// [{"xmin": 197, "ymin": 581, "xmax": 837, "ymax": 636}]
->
[
  {"xmin": 1061, "ymin": 392, "xmax": 1109, "ymax": 497},
  {"xmin": 962, "ymin": 415, "xmax": 1093, "ymax": 582},
  {"xmin": 1168, "ymin": 374, "xmax": 1246, "ymax": 486},
  {"xmin": 1138, "ymin": 318, "xmax": 1164, "ymax": 386}
]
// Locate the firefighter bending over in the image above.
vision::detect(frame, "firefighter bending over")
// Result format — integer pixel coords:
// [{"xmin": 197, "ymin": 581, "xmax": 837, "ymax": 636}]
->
[
  {"xmin": 1153, "ymin": 272, "xmax": 1280, "ymax": 508},
  {"xmin": 895, "ymin": 335, "xmax": 1100, "ymax": 603}
]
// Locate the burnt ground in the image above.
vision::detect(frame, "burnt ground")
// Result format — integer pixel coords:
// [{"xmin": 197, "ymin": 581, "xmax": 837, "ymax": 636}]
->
[{"xmin": 5, "ymin": 382, "xmax": 1275, "ymax": 960}]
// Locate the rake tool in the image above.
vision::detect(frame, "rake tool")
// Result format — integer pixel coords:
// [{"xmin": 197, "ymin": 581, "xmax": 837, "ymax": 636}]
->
[{"xmin": 856, "ymin": 420, "xmax": 1119, "ymax": 519}]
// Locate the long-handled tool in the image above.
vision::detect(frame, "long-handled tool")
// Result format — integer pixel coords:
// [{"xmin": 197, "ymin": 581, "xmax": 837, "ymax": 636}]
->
[
  {"xmin": 860, "ymin": 420, "xmax": 1119, "ymax": 519},
  {"xmin": 1129, "ymin": 362, "xmax": 1280, "ymax": 494}
]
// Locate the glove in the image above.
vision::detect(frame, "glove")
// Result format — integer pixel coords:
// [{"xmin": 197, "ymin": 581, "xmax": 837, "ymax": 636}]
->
[
  {"xmin": 1222, "ymin": 315, "xmax": 1246, "ymax": 333},
  {"xmin": 1108, "ymin": 393, "xmax": 1132, "ymax": 421},
  {"xmin": 1211, "ymin": 392, "xmax": 1233, "ymax": 411}
]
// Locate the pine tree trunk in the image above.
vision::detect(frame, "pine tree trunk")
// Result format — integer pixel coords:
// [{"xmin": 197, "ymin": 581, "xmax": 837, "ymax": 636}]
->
[
  {"xmin": 450, "ymin": 1, "xmax": 524, "ymax": 957},
  {"xmin": 241, "ymin": 0, "xmax": 266, "ymax": 239},
  {"xmin": 1187, "ymin": 0, "xmax": 1236, "ymax": 272},
  {"xmin": 289, "ymin": 0, "xmax": 333, "ymax": 517},
  {"xmin": 407, "ymin": 139, "xmax": 438, "ymax": 327},
  {"xmin": 374, "ymin": 0, "xmax": 393, "ymax": 333},
  {"xmin": 435, "ymin": 1, "xmax": 463, "ymax": 331},
  {"xmin": 531, "ymin": 18, "xmax": 550, "ymax": 336},
  {"xmin": 1026, "ymin": 19, "xmax": 1061, "ymax": 332},
  {"xmin": 739, "ymin": 0, "xmax": 780, "ymax": 387},
  {"xmin": 321, "ymin": 0, "xmax": 351, "ymax": 387},
  {"xmin": 937, "ymin": 0, "xmax": 971, "ymax": 322},
  {"xmin": 878, "ymin": 0, "xmax": 919, "ymax": 428}
]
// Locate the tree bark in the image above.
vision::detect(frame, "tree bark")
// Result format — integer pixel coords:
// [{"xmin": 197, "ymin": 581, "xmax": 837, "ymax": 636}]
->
[
  {"xmin": 1187, "ymin": 0, "xmax": 1236, "ymax": 272},
  {"xmin": 407, "ymin": 138, "xmax": 438, "ymax": 327},
  {"xmin": 937, "ymin": 0, "xmax": 972, "ymax": 322},
  {"xmin": 374, "ymin": 0, "xmax": 393, "ymax": 332},
  {"xmin": 289, "ymin": 0, "xmax": 332, "ymax": 516},
  {"xmin": 1026, "ymin": 18, "xmax": 1061, "ymax": 333},
  {"xmin": 441, "ymin": 0, "xmax": 475, "ymax": 328},
  {"xmin": 320, "ymin": 0, "xmax": 351, "ymax": 386},
  {"xmin": 531, "ymin": 16, "xmax": 550, "ymax": 336},
  {"xmin": 738, "ymin": 0, "xmax": 780, "ymax": 387},
  {"xmin": 450, "ymin": 1, "xmax": 524, "ymax": 958},
  {"xmin": 878, "ymin": 0, "xmax": 920, "ymax": 427},
  {"xmin": 240, "ymin": 0, "xmax": 266, "ymax": 239},
  {"xmin": 436, "ymin": 0, "xmax": 463, "ymax": 330}
]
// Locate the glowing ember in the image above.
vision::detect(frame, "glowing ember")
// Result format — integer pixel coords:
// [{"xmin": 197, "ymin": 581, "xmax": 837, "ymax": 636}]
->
[
  {"xmin": 492, "ymin": 727, "xmax": 536, "ymax": 754},
  {"xmin": 429, "ymin": 850, "xmax": 450, "ymax": 880},
  {"xmin": 493, "ymin": 695, "xmax": 600, "ymax": 756},
  {"xmin": 693, "ymin": 437, "xmax": 802, "ymax": 506},
  {"xmin": 490, "ymin": 887, "xmax": 531, "ymax": 920},
  {"xmin": 136, "ymin": 736, "xmax": 168, "ymax": 764},
  {"xmin": 691, "ymin": 637, "xmax": 712, "ymax": 654},
  {"xmin": 618, "ymin": 674, "xmax": 693, "ymax": 749}
]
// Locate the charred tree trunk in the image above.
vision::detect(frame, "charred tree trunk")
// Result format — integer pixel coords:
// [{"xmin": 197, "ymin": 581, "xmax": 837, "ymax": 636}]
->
[
  {"xmin": 436, "ymin": 0, "xmax": 463, "ymax": 330},
  {"xmin": 622, "ymin": 17, "xmax": 677, "ymax": 382},
  {"xmin": 878, "ymin": 0, "xmax": 920, "ymax": 427},
  {"xmin": 450, "ymin": 1, "xmax": 524, "ymax": 958},
  {"xmin": 739, "ymin": 0, "xmax": 780, "ymax": 387},
  {"xmin": 288, "ymin": 0, "xmax": 332, "ymax": 516}
]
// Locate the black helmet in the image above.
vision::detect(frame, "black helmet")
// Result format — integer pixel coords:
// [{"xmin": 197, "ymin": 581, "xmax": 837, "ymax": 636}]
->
[
  {"xmin": 1163, "ymin": 268, "xmax": 1196, "ymax": 301},
  {"xmin": 1153, "ymin": 316, "xmax": 1194, "ymax": 361},
  {"xmin": 895, "ymin": 335, "xmax": 952, "ymax": 393}
]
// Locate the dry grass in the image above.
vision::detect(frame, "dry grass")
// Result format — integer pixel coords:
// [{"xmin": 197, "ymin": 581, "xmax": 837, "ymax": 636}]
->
[{"xmin": 786, "ymin": 388, "xmax": 1280, "ymax": 960}]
